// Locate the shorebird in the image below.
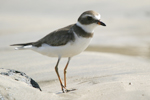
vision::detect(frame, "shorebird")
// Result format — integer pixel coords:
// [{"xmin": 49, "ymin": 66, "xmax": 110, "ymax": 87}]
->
[{"xmin": 11, "ymin": 10, "xmax": 106, "ymax": 93}]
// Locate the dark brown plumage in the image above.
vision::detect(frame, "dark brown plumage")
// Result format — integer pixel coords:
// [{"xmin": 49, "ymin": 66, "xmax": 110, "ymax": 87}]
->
[{"xmin": 11, "ymin": 24, "xmax": 93, "ymax": 47}]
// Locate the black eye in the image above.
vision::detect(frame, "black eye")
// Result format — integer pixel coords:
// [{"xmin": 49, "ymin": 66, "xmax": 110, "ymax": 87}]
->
[{"xmin": 87, "ymin": 16, "xmax": 92, "ymax": 20}]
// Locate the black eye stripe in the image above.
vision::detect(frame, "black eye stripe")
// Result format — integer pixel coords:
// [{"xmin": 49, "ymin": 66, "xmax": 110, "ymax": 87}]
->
[{"xmin": 87, "ymin": 16, "xmax": 93, "ymax": 20}]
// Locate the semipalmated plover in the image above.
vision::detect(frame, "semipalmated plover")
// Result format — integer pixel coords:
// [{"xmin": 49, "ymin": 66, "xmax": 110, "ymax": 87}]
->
[{"xmin": 11, "ymin": 10, "xmax": 106, "ymax": 93}]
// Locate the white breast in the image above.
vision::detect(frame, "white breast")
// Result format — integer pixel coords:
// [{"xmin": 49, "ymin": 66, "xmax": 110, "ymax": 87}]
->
[{"xmin": 31, "ymin": 33, "xmax": 92, "ymax": 57}]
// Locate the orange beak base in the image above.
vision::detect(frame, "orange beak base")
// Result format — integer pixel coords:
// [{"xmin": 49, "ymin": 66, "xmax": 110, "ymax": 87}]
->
[{"xmin": 97, "ymin": 21, "xmax": 106, "ymax": 26}]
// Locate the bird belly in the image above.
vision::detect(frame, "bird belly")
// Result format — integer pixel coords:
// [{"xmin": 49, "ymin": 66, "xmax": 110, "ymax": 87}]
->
[{"xmin": 31, "ymin": 36, "xmax": 92, "ymax": 57}]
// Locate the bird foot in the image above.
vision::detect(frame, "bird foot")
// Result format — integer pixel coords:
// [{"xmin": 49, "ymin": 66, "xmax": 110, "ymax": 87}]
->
[{"xmin": 62, "ymin": 85, "xmax": 76, "ymax": 93}]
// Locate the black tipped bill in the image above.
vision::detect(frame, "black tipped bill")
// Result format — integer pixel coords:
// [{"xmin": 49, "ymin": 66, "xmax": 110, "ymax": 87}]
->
[{"xmin": 97, "ymin": 21, "xmax": 106, "ymax": 26}]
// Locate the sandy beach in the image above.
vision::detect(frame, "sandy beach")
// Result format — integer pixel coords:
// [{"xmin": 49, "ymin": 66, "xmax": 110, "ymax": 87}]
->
[
  {"xmin": 1, "ymin": 51, "xmax": 150, "ymax": 100},
  {"xmin": 0, "ymin": 0, "xmax": 150, "ymax": 100}
]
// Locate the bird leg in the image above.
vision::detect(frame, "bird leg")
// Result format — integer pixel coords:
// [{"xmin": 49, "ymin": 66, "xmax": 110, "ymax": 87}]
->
[
  {"xmin": 55, "ymin": 57, "xmax": 65, "ymax": 93},
  {"xmin": 63, "ymin": 57, "xmax": 76, "ymax": 92},
  {"xmin": 55, "ymin": 57, "xmax": 75, "ymax": 93},
  {"xmin": 64, "ymin": 57, "xmax": 71, "ymax": 88}
]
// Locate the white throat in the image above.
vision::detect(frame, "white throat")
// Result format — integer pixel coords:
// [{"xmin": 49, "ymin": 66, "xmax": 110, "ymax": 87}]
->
[{"xmin": 76, "ymin": 22, "xmax": 98, "ymax": 33}]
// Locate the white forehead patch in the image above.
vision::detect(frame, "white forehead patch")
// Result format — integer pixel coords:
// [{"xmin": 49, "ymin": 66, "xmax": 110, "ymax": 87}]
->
[{"xmin": 94, "ymin": 14, "xmax": 101, "ymax": 20}]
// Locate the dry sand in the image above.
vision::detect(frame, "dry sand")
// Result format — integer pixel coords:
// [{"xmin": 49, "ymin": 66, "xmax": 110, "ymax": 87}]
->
[
  {"xmin": 0, "ymin": 0, "xmax": 150, "ymax": 100},
  {"xmin": 0, "ymin": 51, "xmax": 150, "ymax": 100}
]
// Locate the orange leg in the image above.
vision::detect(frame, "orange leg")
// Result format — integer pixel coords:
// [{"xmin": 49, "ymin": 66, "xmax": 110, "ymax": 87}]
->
[
  {"xmin": 55, "ymin": 57, "xmax": 65, "ymax": 92},
  {"xmin": 64, "ymin": 57, "xmax": 71, "ymax": 88}
]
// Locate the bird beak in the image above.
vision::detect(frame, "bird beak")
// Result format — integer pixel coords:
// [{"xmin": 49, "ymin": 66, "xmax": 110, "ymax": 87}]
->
[{"xmin": 97, "ymin": 20, "xmax": 106, "ymax": 26}]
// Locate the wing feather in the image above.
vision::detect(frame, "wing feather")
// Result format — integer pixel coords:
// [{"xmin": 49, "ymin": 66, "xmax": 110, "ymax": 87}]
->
[{"xmin": 33, "ymin": 24, "xmax": 75, "ymax": 47}]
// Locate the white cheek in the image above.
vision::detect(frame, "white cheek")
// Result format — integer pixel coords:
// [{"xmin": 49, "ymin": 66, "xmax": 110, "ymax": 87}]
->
[{"xmin": 76, "ymin": 22, "xmax": 98, "ymax": 33}]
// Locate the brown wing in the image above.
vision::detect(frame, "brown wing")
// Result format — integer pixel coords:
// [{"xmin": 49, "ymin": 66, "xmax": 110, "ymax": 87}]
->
[{"xmin": 33, "ymin": 24, "xmax": 75, "ymax": 47}]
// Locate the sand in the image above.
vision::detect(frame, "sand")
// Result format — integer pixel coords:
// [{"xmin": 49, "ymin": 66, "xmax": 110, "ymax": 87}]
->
[
  {"xmin": 0, "ymin": 0, "xmax": 150, "ymax": 100},
  {"xmin": 0, "ymin": 51, "xmax": 150, "ymax": 100}
]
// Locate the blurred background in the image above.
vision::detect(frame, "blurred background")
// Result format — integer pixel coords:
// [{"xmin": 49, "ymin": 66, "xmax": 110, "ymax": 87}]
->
[{"xmin": 0, "ymin": 0, "xmax": 150, "ymax": 58}]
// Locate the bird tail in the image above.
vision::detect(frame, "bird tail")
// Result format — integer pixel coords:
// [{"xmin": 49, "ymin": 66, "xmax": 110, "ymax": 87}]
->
[{"xmin": 10, "ymin": 42, "xmax": 34, "ymax": 50}]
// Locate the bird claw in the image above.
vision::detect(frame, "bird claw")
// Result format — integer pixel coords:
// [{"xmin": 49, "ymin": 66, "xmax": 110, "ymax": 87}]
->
[
  {"xmin": 62, "ymin": 87, "xmax": 76, "ymax": 93},
  {"xmin": 62, "ymin": 86, "xmax": 68, "ymax": 93},
  {"xmin": 61, "ymin": 84, "xmax": 76, "ymax": 93}
]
